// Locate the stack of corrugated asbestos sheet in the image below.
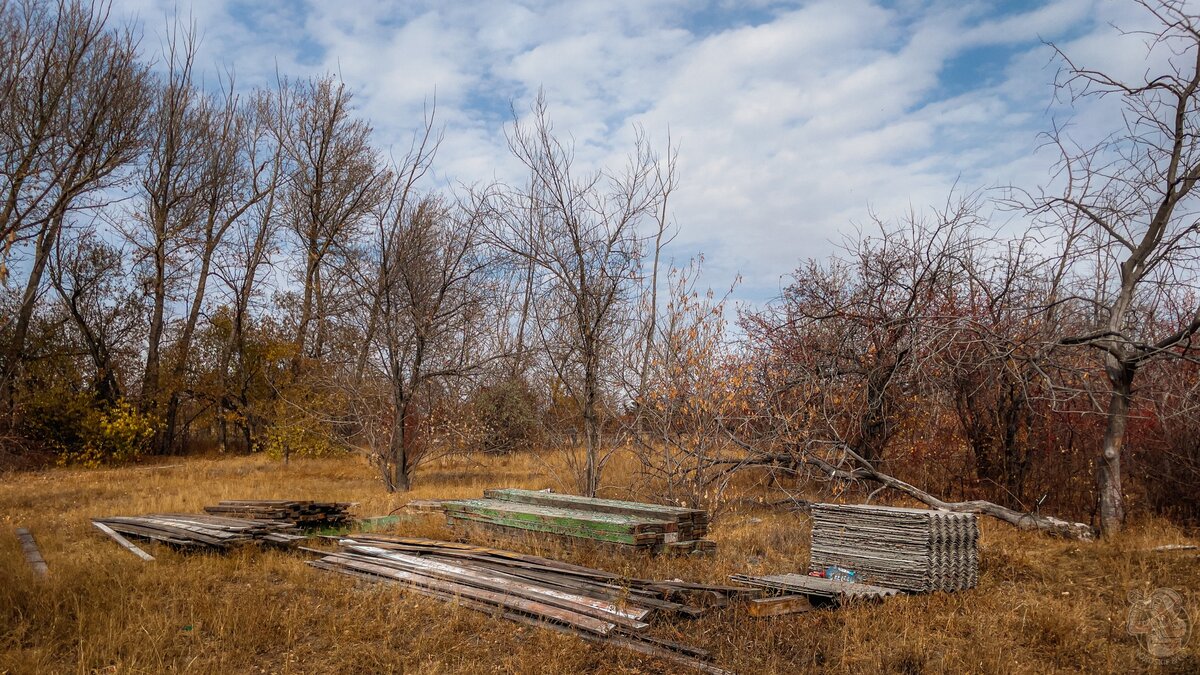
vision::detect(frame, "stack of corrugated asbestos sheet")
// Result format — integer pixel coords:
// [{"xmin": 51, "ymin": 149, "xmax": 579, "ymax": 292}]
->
[{"xmin": 808, "ymin": 503, "xmax": 978, "ymax": 592}]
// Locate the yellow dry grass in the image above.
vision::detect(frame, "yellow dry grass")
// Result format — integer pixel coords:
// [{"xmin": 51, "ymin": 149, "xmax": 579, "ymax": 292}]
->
[{"xmin": 1, "ymin": 451, "xmax": 1197, "ymax": 674}]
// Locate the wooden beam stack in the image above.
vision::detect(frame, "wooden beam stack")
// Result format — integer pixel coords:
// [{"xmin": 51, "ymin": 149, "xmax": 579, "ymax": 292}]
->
[
  {"xmin": 439, "ymin": 489, "xmax": 715, "ymax": 552},
  {"xmin": 307, "ymin": 535, "xmax": 751, "ymax": 674},
  {"xmin": 92, "ymin": 513, "xmax": 307, "ymax": 552},
  {"xmin": 203, "ymin": 500, "xmax": 353, "ymax": 528},
  {"xmin": 808, "ymin": 503, "xmax": 979, "ymax": 592}
]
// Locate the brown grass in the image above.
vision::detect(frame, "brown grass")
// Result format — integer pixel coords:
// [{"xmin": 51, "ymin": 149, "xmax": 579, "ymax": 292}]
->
[{"xmin": 1, "ymin": 451, "xmax": 1197, "ymax": 674}]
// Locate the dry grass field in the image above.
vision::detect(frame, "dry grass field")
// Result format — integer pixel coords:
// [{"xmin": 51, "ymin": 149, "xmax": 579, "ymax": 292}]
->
[{"xmin": 1, "ymin": 451, "xmax": 1197, "ymax": 674}]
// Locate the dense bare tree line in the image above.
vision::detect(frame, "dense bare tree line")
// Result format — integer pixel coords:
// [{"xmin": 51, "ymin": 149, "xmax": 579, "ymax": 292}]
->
[{"xmin": 2, "ymin": 1, "xmax": 1199, "ymax": 536}]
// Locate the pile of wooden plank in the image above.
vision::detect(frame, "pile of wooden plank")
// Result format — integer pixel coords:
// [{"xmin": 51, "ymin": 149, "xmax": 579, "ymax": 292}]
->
[
  {"xmin": 203, "ymin": 500, "xmax": 353, "ymax": 527},
  {"xmin": 92, "ymin": 513, "xmax": 307, "ymax": 553},
  {"xmin": 438, "ymin": 489, "xmax": 715, "ymax": 552},
  {"xmin": 307, "ymin": 535, "xmax": 751, "ymax": 673},
  {"xmin": 808, "ymin": 503, "xmax": 979, "ymax": 592},
  {"xmin": 729, "ymin": 572, "xmax": 901, "ymax": 613}
]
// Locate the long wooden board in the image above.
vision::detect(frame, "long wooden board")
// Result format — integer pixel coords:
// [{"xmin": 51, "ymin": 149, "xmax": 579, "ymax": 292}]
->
[
  {"xmin": 484, "ymin": 488, "xmax": 706, "ymax": 522},
  {"xmin": 441, "ymin": 499, "xmax": 674, "ymax": 535},
  {"xmin": 92, "ymin": 521, "xmax": 155, "ymax": 561},
  {"xmin": 317, "ymin": 553, "xmax": 618, "ymax": 635},
  {"xmin": 446, "ymin": 512, "xmax": 656, "ymax": 546},
  {"xmin": 14, "ymin": 528, "xmax": 48, "ymax": 577}
]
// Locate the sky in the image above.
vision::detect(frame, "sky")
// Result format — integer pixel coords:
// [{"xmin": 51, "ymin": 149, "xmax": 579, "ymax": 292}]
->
[{"xmin": 107, "ymin": 0, "xmax": 1168, "ymax": 304}]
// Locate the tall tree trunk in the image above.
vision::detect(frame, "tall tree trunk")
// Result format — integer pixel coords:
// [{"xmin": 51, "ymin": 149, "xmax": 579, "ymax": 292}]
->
[
  {"xmin": 387, "ymin": 393, "xmax": 412, "ymax": 492},
  {"xmin": 583, "ymin": 361, "xmax": 600, "ymax": 497},
  {"xmin": 161, "ymin": 241, "xmax": 217, "ymax": 453},
  {"xmin": 1098, "ymin": 355, "xmax": 1132, "ymax": 535},
  {"xmin": 292, "ymin": 247, "xmax": 319, "ymax": 374},
  {"xmin": 141, "ymin": 224, "xmax": 168, "ymax": 413}
]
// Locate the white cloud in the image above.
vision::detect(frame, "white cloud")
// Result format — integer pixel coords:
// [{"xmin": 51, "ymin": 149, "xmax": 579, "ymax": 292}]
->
[{"xmin": 105, "ymin": 0, "xmax": 1166, "ymax": 303}]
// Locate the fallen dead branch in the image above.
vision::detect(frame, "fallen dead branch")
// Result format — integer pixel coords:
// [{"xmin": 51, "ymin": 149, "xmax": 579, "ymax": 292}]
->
[{"xmin": 722, "ymin": 430, "xmax": 1097, "ymax": 541}]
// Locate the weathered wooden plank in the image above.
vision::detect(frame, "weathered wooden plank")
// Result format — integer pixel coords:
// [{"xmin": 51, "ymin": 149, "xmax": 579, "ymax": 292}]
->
[
  {"xmin": 92, "ymin": 521, "xmax": 155, "ymax": 561},
  {"xmin": 484, "ymin": 488, "xmax": 704, "ymax": 522},
  {"xmin": 747, "ymin": 594, "xmax": 814, "ymax": 617},
  {"xmin": 344, "ymin": 545, "xmax": 652, "ymax": 628},
  {"xmin": 445, "ymin": 513, "xmax": 654, "ymax": 545},
  {"xmin": 527, "ymin": 615, "xmax": 733, "ymax": 675},
  {"xmin": 309, "ymin": 558, "xmax": 728, "ymax": 674},
  {"xmin": 317, "ymin": 554, "xmax": 618, "ymax": 635},
  {"xmin": 14, "ymin": 528, "xmax": 48, "ymax": 577},
  {"xmin": 441, "ymin": 499, "xmax": 674, "ymax": 535}
]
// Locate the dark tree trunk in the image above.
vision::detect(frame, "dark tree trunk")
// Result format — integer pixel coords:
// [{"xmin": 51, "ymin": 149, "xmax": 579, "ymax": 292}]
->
[{"xmin": 1098, "ymin": 356, "xmax": 1132, "ymax": 534}]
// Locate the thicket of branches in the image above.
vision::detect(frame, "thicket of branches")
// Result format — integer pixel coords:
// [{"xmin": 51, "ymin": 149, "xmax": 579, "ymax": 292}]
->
[{"xmin": 3, "ymin": 1, "xmax": 1200, "ymax": 536}]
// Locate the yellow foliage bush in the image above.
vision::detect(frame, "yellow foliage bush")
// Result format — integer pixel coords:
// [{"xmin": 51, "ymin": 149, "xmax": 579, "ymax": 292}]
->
[
  {"xmin": 21, "ymin": 390, "xmax": 158, "ymax": 467},
  {"xmin": 67, "ymin": 400, "xmax": 159, "ymax": 468},
  {"xmin": 261, "ymin": 421, "xmax": 344, "ymax": 459}
]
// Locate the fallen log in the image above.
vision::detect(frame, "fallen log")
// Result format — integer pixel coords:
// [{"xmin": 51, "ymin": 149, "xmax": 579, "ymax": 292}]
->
[{"xmin": 721, "ymin": 430, "xmax": 1097, "ymax": 541}]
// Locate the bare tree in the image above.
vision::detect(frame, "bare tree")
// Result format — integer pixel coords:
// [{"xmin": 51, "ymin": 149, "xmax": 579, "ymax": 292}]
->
[
  {"xmin": 629, "ymin": 258, "xmax": 738, "ymax": 509},
  {"xmin": 1023, "ymin": 1, "xmax": 1200, "ymax": 534},
  {"xmin": 742, "ymin": 201, "xmax": 979, "ymax": 467},
  {"xmin": 128, "ymin": 20, "xmax": 206, "ymax": 417},
  {"xmin": 157, "ymin": 79, "xmax": 277, "ymax": 452},
  {"xmin": 360, "ymin": 188, "xmax": 497, "ymax": 491},
  {"xmin": 48, "ymin": 229, "xmax": 144, "ymax": 405},
  {"xmin": 209, "ymin": 88, "xmax": 286, "ymax": 453},
  {"xmin": 494, "ymin": 94, "xmax": 675, "ymax": 496},
  {"xmin": 0, "ymin": 0, "xmax": 149, "ymax": 408},
  {"xmin": 277, "ymin": 74, "xmax": 386, "ymax": 372},
  {"xmin": 736, "ymin": 199, "xmax": 1098, "ymax": 539}
]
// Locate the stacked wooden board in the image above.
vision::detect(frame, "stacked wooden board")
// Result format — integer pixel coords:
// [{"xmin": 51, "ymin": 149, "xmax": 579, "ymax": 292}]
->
[
  {"xmin": 729, "ymin": 573, "xmax": 902, "ymax": 606},
  {"xmin": 808, "ymin": 503, "xmax": 979, "ymax": 592},
  {"xmin": 204, "ymin": 500, "xmax": 353, "ymax": 527},
  {"xmin": 483, "ymin": 489, "xmax": 711, "ymax": 540},
  {"xmin": 92, "ymin": 513, "xmax": 307, "ymax": 552},
  {"xmin": 439, "ymin": 489, "xmax": 714, "ymax": 552},
  {"xmin": 306, "ymin": 535, "xmax": 751, "ymax": 674}
]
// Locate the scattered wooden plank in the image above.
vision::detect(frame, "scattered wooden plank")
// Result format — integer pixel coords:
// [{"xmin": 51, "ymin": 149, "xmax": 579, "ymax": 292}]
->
[
  {"xmin": 747, "ymin": 594, "xmax": 814, "ymax": 617},
  {"xmin": 92, "ymin": 521, "xmax": 155, "ymax": 561},
  {"xmin": 319, "ymin": 553, "xmax": 618, "ymax": 635},
  {"xmin": 305, "ymin": 536, "xmax": 740, "ymax": 673},
  {"xmin": 1151, "ymin": 544, "xmax": 1198, "ymax": 553},
  {"xmin": 14, "ymin": 528, "xmax": 48, "ymax": 577}
]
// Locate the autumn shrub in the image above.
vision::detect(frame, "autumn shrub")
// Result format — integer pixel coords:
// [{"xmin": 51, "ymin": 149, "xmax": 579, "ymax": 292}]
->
[
  {"xmin": 20, "ymin": 390, "xmax": 157, "ymax": 467},
  {"xmin": 470, "ymin": 377, "xmax": 541, "ymax": 453},
  {"xmin": 261, "ymin": 421, "xmax": 349, "ymax": 459}
]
